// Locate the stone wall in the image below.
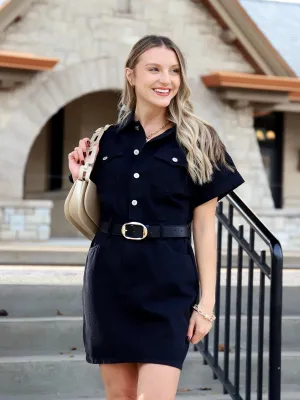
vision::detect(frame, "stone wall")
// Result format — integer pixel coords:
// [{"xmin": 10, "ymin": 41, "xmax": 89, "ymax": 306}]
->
[
  {"xmin": 0, "ymin": 200, "xmax": 53, "ymax": 241},
  {"xmin": 0, "ymin": 0, "xmax": 281, "ymax": 241},
  {"xmin": 283, "ymin": 113, "xmax": 300, "ymax": 208}
]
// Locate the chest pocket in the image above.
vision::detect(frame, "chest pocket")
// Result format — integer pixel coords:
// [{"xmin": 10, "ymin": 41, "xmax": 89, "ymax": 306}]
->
[
  {"xmin": 152, "ymin": 148, "xmax": 188, "ymax": 195},
  {"xmin": 97, "ymin": 149, "xmax": 124, "ymax": 193}
]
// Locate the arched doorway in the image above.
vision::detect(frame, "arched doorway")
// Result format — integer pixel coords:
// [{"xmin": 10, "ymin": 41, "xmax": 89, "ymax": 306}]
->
[{"xmin": 24, "ymin": 90, "xmax": 120, "ymax": 237}]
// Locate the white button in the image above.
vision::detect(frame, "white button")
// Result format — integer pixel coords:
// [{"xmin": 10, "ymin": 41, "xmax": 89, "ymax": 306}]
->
[
  {"xmin": 133, "ymin": 173, "xmax": 140, "ymax": 179},
  {"xmin": 102, "ymin": 156, "xmax": 108, "ymax": 160},
  {"xmin": 131, "ymin": 200, "xmax": 138, "ymax": 206},
  {"xmin": 172, "ymin": 157, "xmax": 178, "ymax": 162},
  {"xmin": 134, "ymin": 149, "xmax": 139, "ymax": 155},
  {"xmin": 135, "ymin": 125, "xmax": 140, "ymax": 131}
]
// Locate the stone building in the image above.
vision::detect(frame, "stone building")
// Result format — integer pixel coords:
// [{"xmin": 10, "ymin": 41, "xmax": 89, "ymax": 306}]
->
[{"xmin": 0, "ymin": 0, "xmax": 299, "ymax": 250}]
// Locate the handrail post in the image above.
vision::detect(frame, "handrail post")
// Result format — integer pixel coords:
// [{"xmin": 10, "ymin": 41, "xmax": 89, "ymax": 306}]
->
[
  {"xmin": 268, "ymin": 242, "xmax": 283, "ymax": 400},
  {"xmin": 196, "ymin": 192, "xmax": 283, "ymax": 400}
]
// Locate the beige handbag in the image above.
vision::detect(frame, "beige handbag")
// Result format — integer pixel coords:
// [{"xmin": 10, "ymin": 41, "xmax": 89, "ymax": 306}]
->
[{"xmin": 64, "ymin": 124, "xmax": 112, "ymax": 240}]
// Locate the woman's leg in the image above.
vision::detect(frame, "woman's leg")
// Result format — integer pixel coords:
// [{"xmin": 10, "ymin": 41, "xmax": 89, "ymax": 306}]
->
[
  {"xmin": 137, "ymin": 363, "xmax": 181, "ymax": 400},
  {"xmin": 99, "ymin": 363, "xmax": 139, "ymax": 400}
]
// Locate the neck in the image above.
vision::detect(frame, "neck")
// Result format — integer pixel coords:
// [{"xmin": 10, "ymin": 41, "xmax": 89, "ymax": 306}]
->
[{"xmin": 134, "ymin": 103, "xmax": 168, "ymax": 131}]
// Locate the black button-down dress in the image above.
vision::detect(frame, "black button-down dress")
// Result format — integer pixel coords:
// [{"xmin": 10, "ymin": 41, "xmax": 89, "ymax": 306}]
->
[{"xmin": 80, "ymin": 113, "xmax": 244, "ymax": 369}]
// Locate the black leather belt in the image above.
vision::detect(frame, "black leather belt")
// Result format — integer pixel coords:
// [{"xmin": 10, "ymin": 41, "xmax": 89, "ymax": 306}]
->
[{"xmin": 100, "ymin": 221, "xmax": 191, "ymax": 240}]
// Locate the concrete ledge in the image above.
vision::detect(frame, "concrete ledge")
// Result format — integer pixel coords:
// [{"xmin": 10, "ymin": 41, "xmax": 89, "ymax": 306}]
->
[{"xmin": 0, "ymin": 200, "xmax": 53, "ymax": 208}]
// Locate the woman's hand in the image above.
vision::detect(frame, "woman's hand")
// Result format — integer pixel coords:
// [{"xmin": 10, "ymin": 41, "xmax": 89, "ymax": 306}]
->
[
  {"xmin": 187, "ymin": 310, "xmax": 213, "ymax": 344},
  {"xmin": 68, "ymin": 137, "xmax": 97, "ymax": 182}
]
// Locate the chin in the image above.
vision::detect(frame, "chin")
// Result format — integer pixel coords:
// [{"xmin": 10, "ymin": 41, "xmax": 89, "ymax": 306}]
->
[{"xmin": 149, "ymin": 98, "xmax": 173, "ymax": 109}]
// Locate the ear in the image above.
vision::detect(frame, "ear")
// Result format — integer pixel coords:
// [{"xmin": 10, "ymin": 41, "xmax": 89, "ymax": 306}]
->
[{"xmin": 125, "ymin": 67, "xmax": 135, "ymax": 87}]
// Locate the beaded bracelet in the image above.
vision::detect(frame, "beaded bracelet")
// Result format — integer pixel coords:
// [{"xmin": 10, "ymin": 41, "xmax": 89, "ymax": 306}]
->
[{"xmin": 193, "ymin": 304, "xmax": 216, "ymax": 322}]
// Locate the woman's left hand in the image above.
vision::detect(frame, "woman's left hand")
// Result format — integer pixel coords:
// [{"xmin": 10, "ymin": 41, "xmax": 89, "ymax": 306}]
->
[{"xmin": 187, "ymin": 310, "xmax": 213, "ymax": 344}]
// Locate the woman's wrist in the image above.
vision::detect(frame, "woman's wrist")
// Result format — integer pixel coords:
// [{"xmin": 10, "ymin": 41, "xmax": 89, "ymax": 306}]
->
[
  {"xmin": 193, "ymin": 304, "xmax": 216, "ymax": 322},
  {"xmin": 197, "ymin": 299, "xmax": 215, "ymax": 315}
]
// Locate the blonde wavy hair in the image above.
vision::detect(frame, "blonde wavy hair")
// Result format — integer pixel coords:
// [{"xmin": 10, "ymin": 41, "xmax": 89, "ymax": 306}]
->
[{"xmin": 118, "ymin": 35, "xmax": 234, "ymax": 185}]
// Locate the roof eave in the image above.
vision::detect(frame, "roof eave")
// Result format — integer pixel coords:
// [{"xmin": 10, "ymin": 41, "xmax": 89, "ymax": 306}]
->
[
  {"xmin": 194, "ymin": 0, "xmax": 297, "ymax": 77},
  {"xmin": 0, "ymin": 51, "xmax": 59, "ymax": 90},
  {"xmin": 0, "ymin": 0, "xmax": 35, "ymax": 32},
  {"xmin": 201, "ymin": 71, "xmax": 300, "ymax": 112}
]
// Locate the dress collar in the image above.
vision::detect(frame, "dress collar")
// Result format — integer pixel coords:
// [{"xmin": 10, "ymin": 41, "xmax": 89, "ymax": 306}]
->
[
  {"xmin": 116, "ymin": 110, "xmax": 136, "ymax": 134},
  {"xmin": 116, "ymin": 110, "xmax": 176, "ymax": 138}
]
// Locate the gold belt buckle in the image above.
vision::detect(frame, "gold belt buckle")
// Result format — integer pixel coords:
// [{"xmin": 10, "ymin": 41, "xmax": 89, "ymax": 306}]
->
[{"xmin": 121, "ymin": 222, "xmax": 148, "ymax": 240}]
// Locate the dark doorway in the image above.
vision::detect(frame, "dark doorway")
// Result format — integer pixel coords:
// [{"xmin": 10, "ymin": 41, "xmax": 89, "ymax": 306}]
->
[
  {"xmin": 48, "ymin": 107, "xmax": 65, "ymax": 191},
  {"xmin": 254, "ymin": 112, "xmax": 283, "ymax": 208}
]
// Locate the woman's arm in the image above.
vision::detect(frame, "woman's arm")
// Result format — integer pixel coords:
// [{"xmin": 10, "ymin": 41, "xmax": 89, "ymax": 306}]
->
[{"xmin": 192, "ymin": 197, "xmax": 218, "ymax": 315}]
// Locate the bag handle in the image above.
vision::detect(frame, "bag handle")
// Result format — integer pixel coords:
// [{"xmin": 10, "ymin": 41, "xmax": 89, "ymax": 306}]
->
[{"xmin": 78, "ymin": 124, "xmax": 112, "ymax": 182}]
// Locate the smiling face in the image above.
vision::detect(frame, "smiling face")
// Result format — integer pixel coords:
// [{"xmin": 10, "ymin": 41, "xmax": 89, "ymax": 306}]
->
[{"xmin": 126, "ymin": 46, "xmax": 181, "ymax": 110}]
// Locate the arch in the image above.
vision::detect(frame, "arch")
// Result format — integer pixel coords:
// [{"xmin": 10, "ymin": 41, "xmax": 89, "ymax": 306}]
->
[{"xmin": 0, "ymin": 57, "xmax": 122, "ymax": 199}]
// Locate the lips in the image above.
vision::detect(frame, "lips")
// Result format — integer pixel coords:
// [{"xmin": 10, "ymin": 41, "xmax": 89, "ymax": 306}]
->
[{"xmin": 152, "ymin": 88, "xmax": 171, "ymax": 96}]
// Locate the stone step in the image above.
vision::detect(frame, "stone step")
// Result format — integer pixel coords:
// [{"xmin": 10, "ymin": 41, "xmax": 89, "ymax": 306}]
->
[
  {"xmin": 0, "ymin": 239, "xmax": 299, "ymax": 267},
  {"xmin": 1, "ymin": 267, "xmax": 300, "ymax": 317},
  {"xmin": 184, "ymin": 352, "xmax": 300, "ymax": 395},
  {"xmin": 0, "ymin": 315, "xmax": 299, "ymax": 357},
  {"xmin": 0, "ymin": 352, "xmax": 299, "ymax": 397},
  {"xmin": 0, "ymin": 395, "xmax": 233, "ymax": 400},
  {"xmin": 0, "ymin": 352, "xmax": 223, "ymax": 397},
  {"xmin": 1, "ymin": 394, "xmax": 300, "ymax": 400},
  {"xmin": 1, "ymin": 283, "xmax": 300, "ymax": 317}
]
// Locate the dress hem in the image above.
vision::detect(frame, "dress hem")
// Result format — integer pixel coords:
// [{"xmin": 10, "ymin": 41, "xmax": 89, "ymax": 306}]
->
[{"xmin": 86, "ymin": 355, "xmax": 183, "ymax": 370}]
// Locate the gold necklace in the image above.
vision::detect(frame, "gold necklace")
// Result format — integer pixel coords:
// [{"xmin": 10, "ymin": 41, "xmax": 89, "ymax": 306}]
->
[{"xmin": 145, "ymin": 121, "xmax": 169, "ymax": 142}]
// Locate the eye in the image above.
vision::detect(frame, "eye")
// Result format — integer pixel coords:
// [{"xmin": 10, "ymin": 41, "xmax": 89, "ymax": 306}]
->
[
  {"xmin": 149, "ymin": 67, "xmax": 159, "ymax": 72},
  {"xmin": 171, "ymin": 68, "xmax": 180, "ymax": 74}
]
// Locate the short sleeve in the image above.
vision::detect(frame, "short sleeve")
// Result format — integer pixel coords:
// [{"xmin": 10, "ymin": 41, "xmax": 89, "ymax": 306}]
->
[{"xmin": 191, "ymin": 151, "xmax": 245, "ymax": 208}]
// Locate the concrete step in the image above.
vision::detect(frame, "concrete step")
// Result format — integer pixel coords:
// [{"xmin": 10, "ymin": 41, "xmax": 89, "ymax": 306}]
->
[
  {"xmin": 0, "ymin": 239, "xmax": 299, "ymax": 267},
  {"xmin": 0, "ymin": 284, "xmax": 83, "ymax": 318},
  {"xmin": 1, "ymin": 267, "xmax": 300, "ymax": 317},
  {"xmin": 1, "ymin": 315, "xmax": 299, "ymax": 357},
  {"xmin": 0, "ymin": 239, "xmax": 90, "ymax": 266},
  {"xmin": 1, "ymin": 283, "xmax": 300, "ymax": 317},
  {"xmin": 0, "ymin": 352, "xmax": 223, "ymax": 397},
  {"xmin": 1, "ymin": 395, "xmax": 300, "ymax": 400},
  {"xmin": 0, "ymin": 395, "xmax": 232, "ymax": 400},
  {"xmin": 0, "ymin": 352, "xmax": 299, "ymax": 397}
]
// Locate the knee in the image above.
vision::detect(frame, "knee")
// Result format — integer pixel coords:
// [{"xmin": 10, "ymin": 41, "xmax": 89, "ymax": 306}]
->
[
  {"xmin": 106, "ymin": 387, "xmax": 136, "ymax": 400},
  {"xmin": 109, "ymin": 394, "xmax": 136, "ymax": 400}
]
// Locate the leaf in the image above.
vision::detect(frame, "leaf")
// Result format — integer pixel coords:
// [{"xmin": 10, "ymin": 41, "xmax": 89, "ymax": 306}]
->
[
  {"xmin": 0, "ymin": 309, "xmax": 8, "ymax": 317},
  {"xmin": 218, "ymin": 343, "xmax": 231, "ymax": 352},
  {"xmin": 177, "ymin": 388, "xmax": 192, "ymax": 392},
  {"xmin": 218, "ymin": 343, "xmax": 225, "ymax": 351},
  {"xmin": 56, "ymin": 309, "xmax": 63, "ymax": 316},
  {"xmin": 71, "ymin": 347, "xmax": 77, "ymax": 351}
]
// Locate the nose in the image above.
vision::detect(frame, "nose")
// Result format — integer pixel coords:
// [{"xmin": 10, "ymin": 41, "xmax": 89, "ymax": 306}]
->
[{"xmin": 159, "ymin": 71, "xmax": 171, "ymax": 85}]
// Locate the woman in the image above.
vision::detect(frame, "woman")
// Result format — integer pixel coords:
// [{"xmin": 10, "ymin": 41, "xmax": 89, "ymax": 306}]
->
[{"xmin": 68, "ymin": 35, "xmax": 244, "ymax": 400}]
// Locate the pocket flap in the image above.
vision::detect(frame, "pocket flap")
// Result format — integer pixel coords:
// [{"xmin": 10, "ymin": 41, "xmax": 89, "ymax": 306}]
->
[
  {"xmin": 154, "ymin": 148, "xmax": 187, "ymax": 167},
  {"xmin": 100, "ymin": 150, "xmax": 123, "ymax": 163}
]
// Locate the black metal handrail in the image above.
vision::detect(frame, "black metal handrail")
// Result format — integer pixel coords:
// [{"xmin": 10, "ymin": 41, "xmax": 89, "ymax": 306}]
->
[{"xmin": 195, "ymin": 191, "xmax": 283, "ymax": 400}]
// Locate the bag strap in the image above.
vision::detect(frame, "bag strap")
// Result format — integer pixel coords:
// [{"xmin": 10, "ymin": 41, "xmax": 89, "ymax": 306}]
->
[{"xmin": 78, "ymin": 124, "xmax": 112, "ymax": 182}]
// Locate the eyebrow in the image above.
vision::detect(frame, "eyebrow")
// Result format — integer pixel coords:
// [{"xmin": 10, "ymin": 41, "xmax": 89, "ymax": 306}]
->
[{"xmin": 145, "ymin": 63, "xmax": 180, "ymax": 68}]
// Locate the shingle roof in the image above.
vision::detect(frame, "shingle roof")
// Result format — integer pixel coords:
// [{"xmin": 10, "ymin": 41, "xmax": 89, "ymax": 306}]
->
[{"xmin": 240, "ymin": 0, "xmax": 300, "ymax": 76}]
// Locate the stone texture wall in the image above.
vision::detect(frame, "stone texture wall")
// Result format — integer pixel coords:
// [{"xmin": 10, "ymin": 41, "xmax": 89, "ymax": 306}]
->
[
  {"xmin": 283, "ymin": 112, "xmax": 300, "ymax": 208},
  {"xmin": 0, "ymin": 0, "xmax": 278, "ymax": 241},
  {"xmin": 0, "ymin": 200, "xmax": 53, "ymax": 241},
  {"xmin": 0, "ymin": 0, "xmax": 259, "ymax": 201}
]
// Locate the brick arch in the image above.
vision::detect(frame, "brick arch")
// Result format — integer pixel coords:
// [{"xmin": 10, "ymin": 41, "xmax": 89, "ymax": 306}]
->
[{"xmin": 1, "ymin": 58, "xmax": 122, "ymax": 199}]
